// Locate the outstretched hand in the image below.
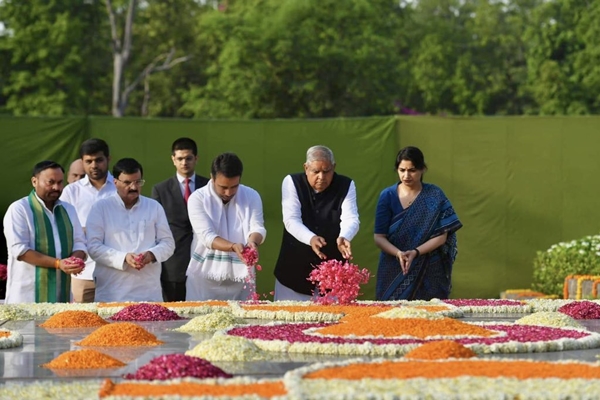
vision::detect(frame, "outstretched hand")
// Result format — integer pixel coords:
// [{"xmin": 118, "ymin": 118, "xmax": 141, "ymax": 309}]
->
[
  {"xmin": 336, "ymin": 237, "xmax": 352, "ymax": 259},
  {"xmin": 310, "ymin": 236, "xmax": 328, "ymax": 260},
  {"xmin": 230, "ymin": 243, "xmax": 246, "ymax": 262}
]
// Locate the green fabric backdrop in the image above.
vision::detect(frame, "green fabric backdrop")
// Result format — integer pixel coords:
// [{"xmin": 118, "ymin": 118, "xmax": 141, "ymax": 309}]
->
[
  {"xmin": 2, "ymin": 115, "xmax": 600, "ymax": 298},
  {"xmin": 396, "ymin": 116, "xmax": 600, "ymax": 297},
  {"xmin": 86, "ymin": 116, "xmax": 396, "ymax": 299}
]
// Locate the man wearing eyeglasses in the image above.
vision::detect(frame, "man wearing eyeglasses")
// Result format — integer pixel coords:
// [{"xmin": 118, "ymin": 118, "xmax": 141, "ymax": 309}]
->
[
  {"xmin": 61, "ymin": 139, "xmax": 116, "ymax": 303},
  {"xmin": 86, "ymin": 158, "xmax": 175, "ymax": 302}
]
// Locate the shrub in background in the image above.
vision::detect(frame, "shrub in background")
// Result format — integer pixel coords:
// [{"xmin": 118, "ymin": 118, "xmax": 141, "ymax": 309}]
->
[{"xmin": 532, "ymin": 235, "xmax": 600, "ymax": 297}]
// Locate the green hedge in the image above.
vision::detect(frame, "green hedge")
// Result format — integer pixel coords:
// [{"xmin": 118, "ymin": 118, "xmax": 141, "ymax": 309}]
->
[{"xmin": 532, "ymin": 235, "xmax": 600, "ymax": 297}]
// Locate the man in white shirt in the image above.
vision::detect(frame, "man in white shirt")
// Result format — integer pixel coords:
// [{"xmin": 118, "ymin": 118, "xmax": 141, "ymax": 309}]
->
[
  {"xmin": 152, "ymin": 138, "xmax": 209, "ymax": 302},
  {"xmin": 60, "ymin": 139, "xmax": 116, "ymax": 303},
  {"xmin": 67, "ymin": 159, "xmax": 85, "ymax": 184},
  {"xmin": 86, "ymin": 158, "xmax": 175, "ymax": 302},
  {"xmin": 3, "ymin": 161, "xmax": 87, "ymax": 304},
  {"xmin": 273, "ymin": 145, "xmax": 360, "ymax": 301},
  {"xmin": 186, "ymin": 152, "xmax": 266, "ymax": 301}
]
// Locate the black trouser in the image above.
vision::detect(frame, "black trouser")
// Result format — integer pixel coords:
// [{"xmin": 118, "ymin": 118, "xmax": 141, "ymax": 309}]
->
[{"xmin": 161, "ymin": 279, "xmax": 186, "ymax": 302}]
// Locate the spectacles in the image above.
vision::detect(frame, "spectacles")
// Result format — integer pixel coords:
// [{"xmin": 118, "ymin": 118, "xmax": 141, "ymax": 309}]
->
[{"xmin": 116, "ymin": 179, "xmax": 146, "ymax": 187}]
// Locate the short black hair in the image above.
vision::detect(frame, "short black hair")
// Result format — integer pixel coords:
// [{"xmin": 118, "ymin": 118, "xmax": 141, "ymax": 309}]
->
[
  {"xmin": 172, "ymin": 137, "xmax": 197, "ymax": 156},
  {"xmin": 32, "ymin": 161, "xmax": 64, "ymax": 177},
  {"xmin": 210, "ymin": 152, "xmax": 243, "ymax": 178},
  {"xmin": 80, "ymin": 138, "xmax": 110, "ymax": 158},
  {"xmin": 113, "ymin": 158, "xmax": 143, "ymax": 179}
]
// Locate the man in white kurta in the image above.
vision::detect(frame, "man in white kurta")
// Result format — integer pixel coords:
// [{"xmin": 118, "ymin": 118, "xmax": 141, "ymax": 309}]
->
[
  {"xmin": 60, "ymin": 139, "xmax": 116, "ymax": 302},
  {"xmin": 61, "ymin": 173, "xmax": 116, "ymax": 301},
  {"xmin": 86, "ymin": 158, "xmax": 175, "ymax": 302},
  {"xmin": 3, "ymin": 162, "xmax": 87, "ymax": 304},
  {"xmin": 186, "ymin": 152, "xmax": 266, "ymax": 301}
]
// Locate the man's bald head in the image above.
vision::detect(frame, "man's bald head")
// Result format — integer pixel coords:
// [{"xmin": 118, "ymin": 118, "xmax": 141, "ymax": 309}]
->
[{"xmin": 67, "ymin": 159, "xmax": 85, "ymax": 184}]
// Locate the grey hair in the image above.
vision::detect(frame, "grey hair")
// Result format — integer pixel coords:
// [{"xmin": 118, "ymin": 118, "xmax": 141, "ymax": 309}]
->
[{"xmin": 306, "ymin": 145, "xmax": 335, "ymax": 164}]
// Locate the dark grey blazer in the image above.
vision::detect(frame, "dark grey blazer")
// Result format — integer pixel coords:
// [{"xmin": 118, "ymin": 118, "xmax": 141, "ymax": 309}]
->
[{"xmin": 151, "ymin": 174, "xmax": 209, "ymax": 282}]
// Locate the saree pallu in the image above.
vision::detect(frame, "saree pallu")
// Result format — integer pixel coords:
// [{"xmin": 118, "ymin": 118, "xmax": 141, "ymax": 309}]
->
[{"xmin": 376, "ymin": 183, "xmax": 462, "ymax": 301}]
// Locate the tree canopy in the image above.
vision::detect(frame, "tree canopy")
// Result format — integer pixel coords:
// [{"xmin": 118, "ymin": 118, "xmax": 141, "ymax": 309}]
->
[{"xmin": 1, "ymin": 0, "xmax": 598, "ymax": 117}]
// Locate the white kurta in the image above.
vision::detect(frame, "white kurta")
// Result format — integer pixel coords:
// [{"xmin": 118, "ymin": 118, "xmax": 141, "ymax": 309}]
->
[
  {"xmin": 86, "ymin": 193, "xmax": 175, "ymax": 302},
  {"xmin": 3, "ymin": 195, "xmax": 87, "ymax": 304},
  {"xmin": 60, "ymin": 173, "xmax": 117, "ymax": 281},
  {"xmin": 186, "ymin": 182, "xmax": 266, "ymax": 301}
]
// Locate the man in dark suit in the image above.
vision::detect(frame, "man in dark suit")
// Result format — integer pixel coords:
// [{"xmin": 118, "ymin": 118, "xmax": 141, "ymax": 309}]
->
[{"xmin": 152, "ymin": 138, "xmax": 209, "ymax": 301}]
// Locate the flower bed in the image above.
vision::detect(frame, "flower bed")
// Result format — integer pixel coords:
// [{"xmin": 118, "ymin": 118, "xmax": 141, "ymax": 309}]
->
[
  {"xmin": 2, "ymin": 299, "xmax": 600, "ymax": 399},
  {"xmin": 225, "ymin": 317, "xmax": 600, "ymax": 356},
  {"xmin": 442, "ymin": 299, "xmax": 532, "ymax": 313},
  {"xmin": 284, "ymin": 358, "xmax": 600, "ymax": 400}
]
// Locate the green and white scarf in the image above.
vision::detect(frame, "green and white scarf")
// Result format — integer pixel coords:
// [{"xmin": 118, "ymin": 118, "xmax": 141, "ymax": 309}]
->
[{"xmin": 27, "ymin": 190, "xmax": 73, "ymax": 303}]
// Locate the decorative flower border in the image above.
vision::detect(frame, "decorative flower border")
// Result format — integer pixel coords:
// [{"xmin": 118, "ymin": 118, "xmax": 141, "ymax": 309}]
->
[
  {"xmin": 442, "ymin": 299, "xmax": 532, "ymax": 313},
  {"xmin": 22, "ymin": 302, "xmax": 97, "ymax": 317},
  {"xmin": 1, "ymin": 302, "xmax": 97, "ymax": 320},
  {"xmin": 525, "ymin": 298, "xmax": 600, "ymax": 313},
  {"xmin": 5, "ymin": 299, "xmax": 600, "ymax": 321},
  {"xmin": 225, "ymin": 320, "xmax": 600, "ymax": 357},
  {"xmin": 0, "ymin": 304, "xmax": 34, "ymax": 320},
  {"xmin": 10, "ymin": 301, "xmax": 271, "ymax": 322},
  {"xmin": 228, "ymin": 301, "xmax": 345, "ymax": 322},
  {"xmin": 284, "ymin": 358, "xmax": 600, "ymax": 400},
  {"xmin": 229, "ymin": 300, "xmax": 463, "ymax": 322},
  {"xmin": 0, "ymin": 328, "xmax": 23, "ymax": 349},
  {"xmin": 0, "ymin": 379, "xmax": 102, "ymax": 399},
  {"xmin": 99, "ymin": 377, "xmax": 287, "ymax": 400}
]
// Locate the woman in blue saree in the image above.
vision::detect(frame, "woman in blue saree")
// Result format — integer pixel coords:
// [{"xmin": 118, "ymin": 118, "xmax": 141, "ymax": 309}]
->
[{"xmin": 374, "ymin": 147, "xmax": 462, "ymax": 301}]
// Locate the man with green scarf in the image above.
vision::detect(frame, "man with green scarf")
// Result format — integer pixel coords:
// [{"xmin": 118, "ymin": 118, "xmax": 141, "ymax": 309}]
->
[{"xmin": 3, "ymin": 161, "xmax": 87, "ymax": 303}]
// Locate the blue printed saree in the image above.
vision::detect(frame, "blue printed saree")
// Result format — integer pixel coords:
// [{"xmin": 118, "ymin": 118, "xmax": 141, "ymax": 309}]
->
[{"xmin": 376, "ymin": 183, "xmax": 462, "ymax": 301}]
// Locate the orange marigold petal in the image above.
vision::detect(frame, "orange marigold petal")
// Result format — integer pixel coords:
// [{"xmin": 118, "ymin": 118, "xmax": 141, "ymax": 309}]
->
[
  {"xmin": 314, "ymin": 317, "xmax": 495, "ymax": 338},
  {"xmin": 306, "ymin": 360, "xmax": 600, "ymax": 380},
  {"xmin": 404, "ymin": 340, "xmax": 477, "ymax": 359},
  {"xmin": 99, "ymin": 380, "xmax": 286, "ymax": 398}
]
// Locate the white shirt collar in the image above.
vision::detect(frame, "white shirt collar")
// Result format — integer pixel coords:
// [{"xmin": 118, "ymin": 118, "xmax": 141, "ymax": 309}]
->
[
  {"xmin": 82, "ymin": 172, "xmax": 115, "ymax": 188},
  {"xmin": 177, "ymin": 173, "xmax": 195, "ymax": 184},
  {"xmin": 113, "ymin": 191, "xmax": 141, "ymax": 210}
]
